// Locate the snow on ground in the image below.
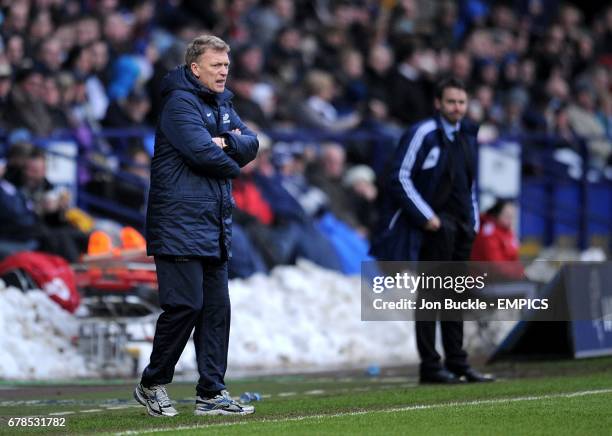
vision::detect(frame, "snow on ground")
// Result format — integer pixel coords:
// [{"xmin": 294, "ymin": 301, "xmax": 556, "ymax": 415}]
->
[
  {"xmin": 0, "ymin": 261, "xmax": 511, "ymax": 380},
  {"xmin": 0, "ymin": 279, "xmax": 92, "ymax": 380}
]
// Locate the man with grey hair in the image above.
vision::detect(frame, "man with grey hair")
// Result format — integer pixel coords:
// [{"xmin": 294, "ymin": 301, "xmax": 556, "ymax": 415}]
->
[{"xmin": 134, "ymin": 34, "xmax": 258, "ymax": 417}]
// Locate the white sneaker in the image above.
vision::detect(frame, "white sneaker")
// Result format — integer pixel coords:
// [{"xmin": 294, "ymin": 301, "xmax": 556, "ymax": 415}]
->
[
  {"xmin": 194, "ymin": 390, "xmax": 255, "ymax": 416},
  {"xmin": 134, "ymin": 383, "xmax": 179, "ymax": 417}
]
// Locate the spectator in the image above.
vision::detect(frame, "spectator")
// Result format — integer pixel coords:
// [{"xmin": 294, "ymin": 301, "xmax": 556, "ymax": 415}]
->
[
  {"xmin": 233, "ymin": 44, "xmax": 277, "ymax": 119},
  {"xmin": 247, "ymin": 0, "xmax": 295, "ymax": 47},
  {"xmin": 548, "ymin": 103, "xmax": 583, "ymax": 159},
  {"xmin": 389, "ymin": 41, "xmax": 434, "ymax": 125},
  {"xmin": 2, "ymin": 2, "xmax": 30, "ymax": 35},
  {"xmin": 471, "ymin": 199, "xmax": 525, "ymax": 280},
  {"xmin": 132, "ymin": 0, "xmax": 156, "ymax": 45},
  {"xmin": 103, "ymin": 87, "xmax": 151, "ymax": 152},
  {"xmin": 342, "ymin": 164, "xmax": 378, "ymax": 235},
  {"xmin": 5, "ymin": 34, "xmax": 25, "ymax": 68},
  {"xmin": 113, "ymin": 144, "xmax": 151, "ymax": 214},
  {"xmin": 55, "ymin": 72, "xmax": 80, "ymax": 128},
  {"xmin": 29, "ymin": 10, "xmax": 54, "ymax": 47},
  {"xmin": 365, "ymin": 44, "xmax": 395, "ymax": 109},
  {"xmin": 85, "ymin": 41, "xmax": 111, "ymax": 121},
  {"xmin": 43, "ymin": 77, "xmax": 71, "ymax": 130},
  {"xmin": 273, "ymin": 142, "xmax": 327, "ymax": 217},
  {"xmin": 4, "ymin": 67, "xmax": 54, "ymax": 136},
  {"xmin": 0, "ymin": 153, "xmax": 39, "ymax": 259},
  {"xmin": 313, "ymin": 25, "xmax": 348, "ymax": 72},
  {"xmin": 335, "ymin": 48, "xmax": 369, "ymax": 114},
  {"xmin": 228, "ymin": 73, "xmax": 269, "ymax": 128},
  {"xmin": 4, "ymin": 138, "xmax": 33, "ymax": 186},
  {"xmin": 36, "ymin": 38, "xmax": 64, "ymax": 74},
  {"xmin": 468, "ymin": 84, "xmax": 495, "ymax": 125},
  {"xmin": 52, "ymin": 21, "xmax": 78, "ymax": 55},
  {"xmin": 0, "ymin": 62, "xmax": 12, "ymax": 129},
  {"xmin": 500, "ymin": 88, "xmax": 529, "ymax": 136},
  {"xmin": 567, "ymin": 82, "xmax": 611, "ymax": 167},
  {"xmin": 19, "ymin": 148, "xmax": 69, "ymax": 224},
  {"xmin": 75, "ymin": 15, "xmax": 102, "ymax": 47},
  {"xmin": 266, "ymin": 26, "xmax": 305, "ymax": 88},
  {"xmin": 103, "ymin": 12, "xmax": 133, "ymax": 55},
  {"xmin": 89, "ymin": 40, "xmax": 111, "ymax": 83},
  {"xmin": 107, "ymin": 55, "xmax": 141, "ymax": 101},
  {"xmin": 14, "ymin": 148, "xmax": 88, "ymax": 262},
  {"xmin": 307, "ymin": 142, "xmax": 362, "ymax": 230},
  {"xmin": 389, "ymin": 0, "xmax": 420, "ymax": 41},
  {"xmin": 433, "ymin": 1, "xmax": 459, "ymax": 49},
  {"xmin": 450, "ymin": 51, "xmax": 473, "ymax": 87},
  {"xmin": 597, "ymin": 97, "xmax": 612, "ymax": 146},
  {"xmin": 295, "ymin": 70, "xmax": 360, "ymax": 131}
]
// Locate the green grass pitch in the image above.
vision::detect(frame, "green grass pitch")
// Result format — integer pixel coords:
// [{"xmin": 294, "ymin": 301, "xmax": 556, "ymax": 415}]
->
[{"xmin": 1, "ymin": 357, "xmax": 611, "ymax": 435}]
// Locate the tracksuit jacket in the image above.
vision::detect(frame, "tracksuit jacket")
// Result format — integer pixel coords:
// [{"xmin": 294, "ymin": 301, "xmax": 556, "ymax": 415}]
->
[
  {"xmin": 370, "ymin": 115, "xmax": 479, "ymax": 261},
  {"xmin": 146, "ymin": 65, "xmax": 259, "ymax": 259}
]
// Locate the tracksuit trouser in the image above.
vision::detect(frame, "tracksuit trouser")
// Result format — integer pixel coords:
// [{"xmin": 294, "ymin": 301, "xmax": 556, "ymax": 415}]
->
[
  {"xmin": 141, "ymin": 256, "xmax": 230, "ymax": 397},
  {"xmin": 416, "ymin": 215, "xmax": 474, "ymax": 376}
]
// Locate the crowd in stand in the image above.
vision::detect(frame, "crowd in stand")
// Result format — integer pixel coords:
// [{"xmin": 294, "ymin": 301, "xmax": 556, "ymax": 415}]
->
[{"xmin": 0, "ymin": 0, "xmax": 610, "ymax": 276}]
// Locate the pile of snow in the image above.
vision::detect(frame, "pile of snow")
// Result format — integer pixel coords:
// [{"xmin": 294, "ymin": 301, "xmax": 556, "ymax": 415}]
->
[{"xmin": 0, "ymin": 279, "xmax": 92, "ymax": 380}]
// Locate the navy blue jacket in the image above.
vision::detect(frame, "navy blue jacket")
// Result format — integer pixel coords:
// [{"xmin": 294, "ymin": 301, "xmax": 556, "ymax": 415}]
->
[
  {"xmin": 0, "ymin": 179, "xmax": 38, "ymax": 242},
  {"xmin": 370, "ymin": 115, "xmax": 479, "ymax": 261},
  {"xmin": 146, "ymin": 65, "xmax": 259, "ymax": 258}
]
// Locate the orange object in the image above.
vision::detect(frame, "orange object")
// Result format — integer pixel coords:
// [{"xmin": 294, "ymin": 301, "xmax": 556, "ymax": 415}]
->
[
  {"xmin": 120, "ymin": 226, "xmax": 146, "ymax": 250},
  {"xmin": 87, "ymin": 230, "xmax": 114, "ymax": 256}
]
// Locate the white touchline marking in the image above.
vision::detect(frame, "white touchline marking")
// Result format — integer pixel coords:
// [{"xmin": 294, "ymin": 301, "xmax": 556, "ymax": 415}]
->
[
  {"xmin": 277, "ymin": 392, "xmax": 296, "ymax": 397},
  {"xmin": 376, "ymin": 377, "xmax": 411, "ymax": 383},
  {"xmin": 46, "ymin": 405, "xmax": 141, "ymax": 416},
  {"xmin": 304, "ymin": 390, "xmax": 325, "ymax": 395},
  {"xmin": 114, "ymin": 388, "xmax": 612, "ymax": 436}
]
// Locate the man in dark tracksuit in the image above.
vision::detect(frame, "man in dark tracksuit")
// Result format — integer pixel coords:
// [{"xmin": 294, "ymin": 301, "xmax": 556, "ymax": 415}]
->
[
  {"xmin": 134, "ymin": 35, "xmax": 258, "ymax": 417},
  {"xmin": 371, "ymin": 78, "xmax": 494, "ymax": 384}
]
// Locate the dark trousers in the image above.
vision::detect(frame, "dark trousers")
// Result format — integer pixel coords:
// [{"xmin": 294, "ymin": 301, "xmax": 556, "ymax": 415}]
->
[
  {"xmin": 416, "ymin": 215, "xmax": 474, "ymax": 375},
  {"xmin": 141, "ymin": 256, "xmax": 230, "ymax": 397}
]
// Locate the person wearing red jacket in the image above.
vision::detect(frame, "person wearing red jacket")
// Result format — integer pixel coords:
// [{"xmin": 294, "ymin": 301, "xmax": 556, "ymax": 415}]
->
[
  {"xmin": 471, "ymin": 199, "xmax": 525, "ymax": 280},
  {"xmin": 232, "ymin": 162, "xmax": 274, "ymax": 226}
]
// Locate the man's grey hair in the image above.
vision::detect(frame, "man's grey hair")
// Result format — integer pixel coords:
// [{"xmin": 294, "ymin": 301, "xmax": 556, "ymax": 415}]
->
[{"xmin": 185, "ymin": 35, "xmax": 230, "ymax": 66}]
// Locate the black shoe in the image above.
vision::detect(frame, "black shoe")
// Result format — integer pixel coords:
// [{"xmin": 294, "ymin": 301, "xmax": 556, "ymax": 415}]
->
[
  {"xmin": 420, "ymin": 369, "xmax": 464, "ymax": 384},
  {"xmin": 452, "ymin": 368, "xmax": 495, "ymax": 383}
]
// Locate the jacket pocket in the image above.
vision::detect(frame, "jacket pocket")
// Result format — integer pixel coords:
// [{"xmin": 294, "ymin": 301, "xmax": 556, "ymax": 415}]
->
[
  {"xmin": 155, "ymin": 198, "xmax": 219, "ymax": 227},
  {"xmin": 182, "ymin": 194, "xmax": 218, "ymax": 202}
]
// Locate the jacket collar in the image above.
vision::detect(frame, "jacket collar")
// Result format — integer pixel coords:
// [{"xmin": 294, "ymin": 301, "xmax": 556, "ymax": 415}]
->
[
  {"xmin": 434, "ymin": 113, "xmax": 479, "ymax": 138},
  {"xmin": 439, "ymin": 115, "xmax": 460, "ymax": 141}
]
